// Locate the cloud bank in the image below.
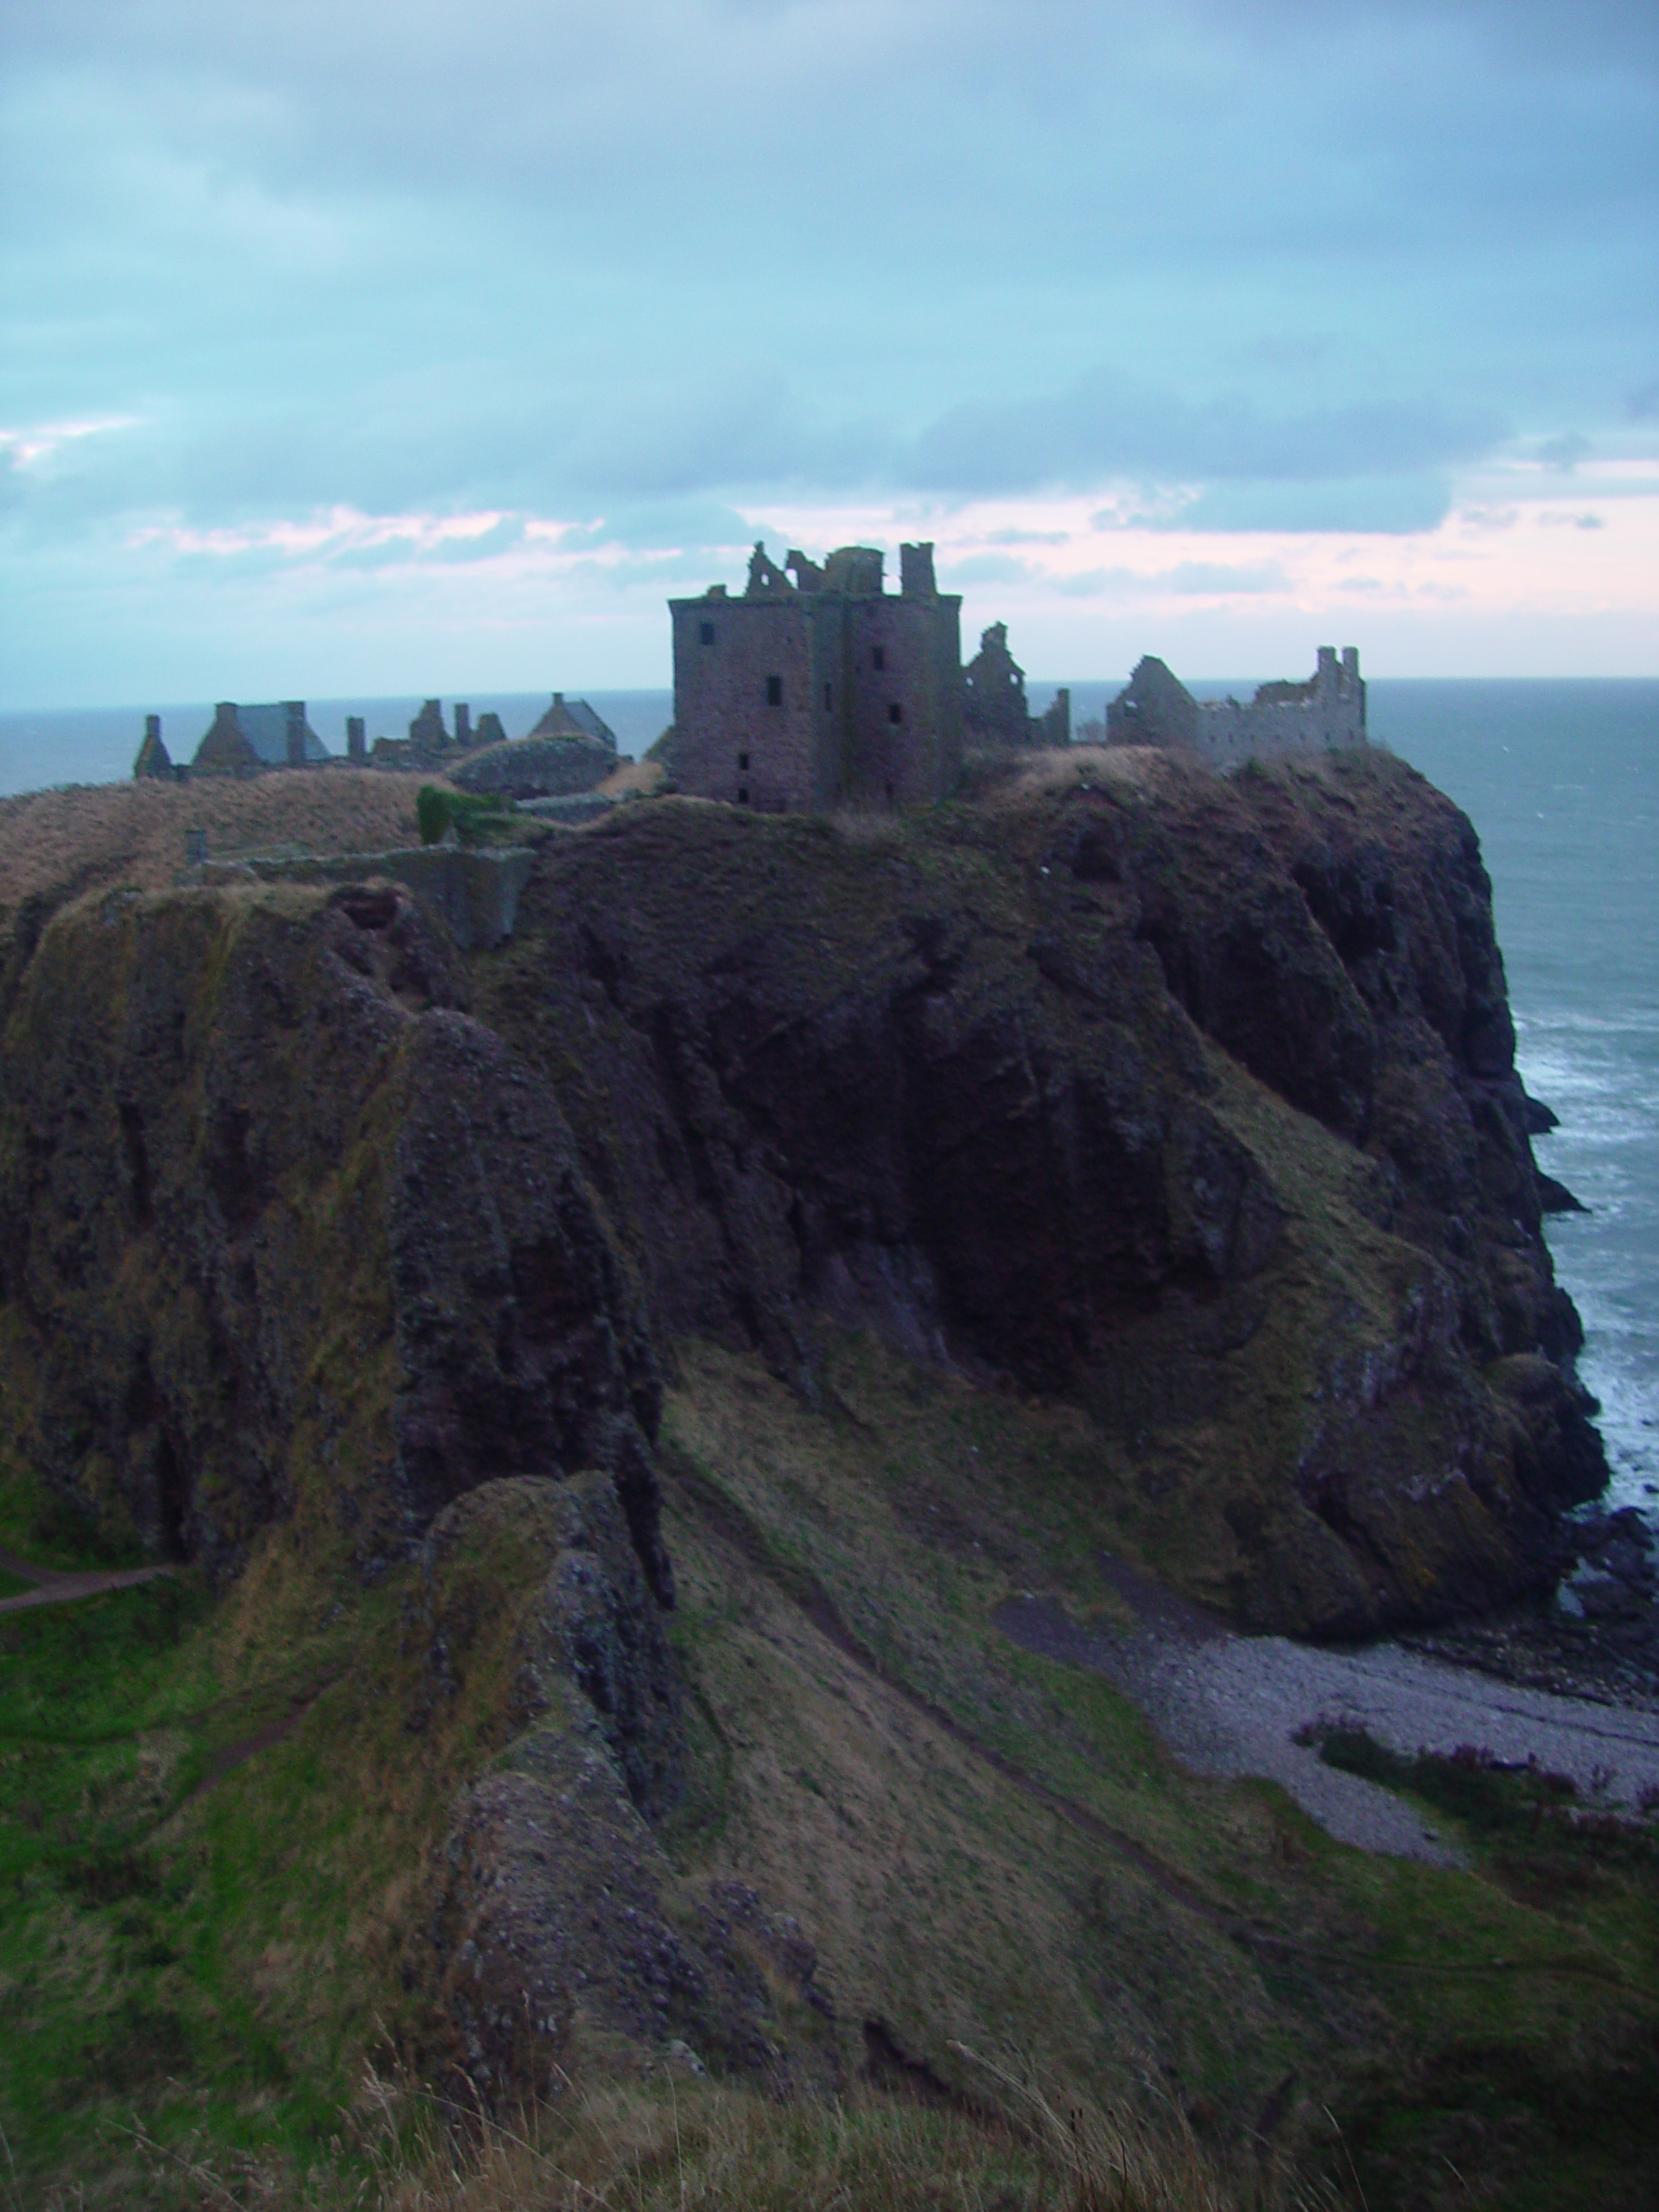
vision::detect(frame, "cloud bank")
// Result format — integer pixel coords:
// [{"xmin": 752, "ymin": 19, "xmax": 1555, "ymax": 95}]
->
[{"xmin": 2, "ymin": 0, "xmax": 1655, "ymax": 696}]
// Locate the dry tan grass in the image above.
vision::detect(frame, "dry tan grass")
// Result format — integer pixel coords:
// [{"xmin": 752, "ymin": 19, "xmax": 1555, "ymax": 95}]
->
[
  {"xmin": 985, "ymin": 746, "xmax": 1193, "ymax": 807},
  {"xmin": 596, "ymin": 759, "xmax": 668, "ymax": 799},
  {"xmin": 0, "ymin": 769, "xmax": 440, "ymax": 917},
  {"xmin": 101, "ymin": 2065, "xmax": 1332, "ymax": 2212}
]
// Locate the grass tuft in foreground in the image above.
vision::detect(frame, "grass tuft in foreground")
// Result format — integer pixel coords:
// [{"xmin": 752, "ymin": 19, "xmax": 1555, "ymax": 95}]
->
[{"xmin": 92, "ymin": 2063, "xmax": 1339, "ymax": 2212}]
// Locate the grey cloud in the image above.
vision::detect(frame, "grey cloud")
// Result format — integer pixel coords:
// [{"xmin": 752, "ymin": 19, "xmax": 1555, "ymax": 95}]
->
[
  {"xmin": 327, "ymin": 536, "xmax": 427, "ymax": 570},
  {"xmin": 905, "ymin": 372, "xmax": 1502, "ymax": 499},
  {"xmin": 1052, "ymin": 561, "xmax": 1289, "ymax": 599},
  {"xmin": 552, "ymin": 500, "xmax": 757, "ymax": 554},
  {"xmin": 1166, "ymin": 475, "xmax": 1456, "ymax": 535},
  {"xmin": 1160, "ymin": 561, "xmax": 1291, "ymax": 594},
  {"xmin": 1535, "ymin": 433, "xmax": 1592, "ymax": 470}
]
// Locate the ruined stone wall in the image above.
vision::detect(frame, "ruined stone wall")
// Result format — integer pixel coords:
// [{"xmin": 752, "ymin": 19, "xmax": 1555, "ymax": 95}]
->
[
  {"xmin": 191, "ymin": 706, "xmax": 262, "ymax": 779},
  {"xmin": 1109, "ymin": 649, "xmax": 1364, "ymax": 766},
  {"xmin": 841, "ymin": 594, "xmax": 962, "ymax": 805},
  {"xmin": 1195, "ymin": 649, "xmax": 1365, "ymax": 762}
]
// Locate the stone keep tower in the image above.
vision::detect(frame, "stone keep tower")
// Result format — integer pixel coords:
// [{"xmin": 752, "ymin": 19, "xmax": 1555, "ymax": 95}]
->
[{"xmin": 670, "ymin": 542, "xmax": 963, "ymax": 810}]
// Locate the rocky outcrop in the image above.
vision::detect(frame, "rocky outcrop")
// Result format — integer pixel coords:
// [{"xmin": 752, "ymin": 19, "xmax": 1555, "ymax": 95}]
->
[
  {"xmin": 0, "ymin": 880, "xmax": 668, "ymax": 1596},
  {"xmin": 0, "ymin": 748, "xmax": 1604, "ymax": 1640},
  {"xmin": 474, "ymin": 749, "xmax": 1602, "ymax": 1633},
  {"xmin": 414, "ymin": 1475, "xmax": 836, "ymax": 2101}
]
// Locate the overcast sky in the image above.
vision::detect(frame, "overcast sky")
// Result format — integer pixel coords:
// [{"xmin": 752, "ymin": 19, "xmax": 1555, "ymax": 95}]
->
[{"xmin": 3, "ymin": 0, "xmax": 1656, "ymax": 704}]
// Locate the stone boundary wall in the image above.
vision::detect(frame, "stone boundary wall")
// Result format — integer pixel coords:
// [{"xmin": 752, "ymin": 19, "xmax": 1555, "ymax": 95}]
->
[{"xmin": 194, "ymin": 845, "xmax": 535, "ymax": 950}]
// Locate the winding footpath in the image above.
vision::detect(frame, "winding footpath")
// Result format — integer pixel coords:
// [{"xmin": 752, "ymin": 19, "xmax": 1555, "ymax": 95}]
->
[{"xmin": 0, "ymin": 1546, "xmax": 175, "ymax": 1616}]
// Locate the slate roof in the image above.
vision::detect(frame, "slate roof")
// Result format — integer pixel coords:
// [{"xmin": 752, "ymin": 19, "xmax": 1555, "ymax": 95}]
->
[
  {"xmin": 231, "ymin": 702, "xmax": 331, "ymax": 765},
  {"xmin": 529, "ymin": 693, "xmax": 617, "ymax": 748}
]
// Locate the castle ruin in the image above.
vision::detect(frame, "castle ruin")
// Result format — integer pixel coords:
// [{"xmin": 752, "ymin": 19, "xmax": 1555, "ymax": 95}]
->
[
  {"xmin": 670, "ymin": 543, "xmax": 963, "ymax": 810},
  {"xmin": 1106, "ymin": 648, "xmax": 1366, "ymax": 763},
  {"xmin": 963, "ymin": 622, "xmax": 1070, "ymax": 750}
]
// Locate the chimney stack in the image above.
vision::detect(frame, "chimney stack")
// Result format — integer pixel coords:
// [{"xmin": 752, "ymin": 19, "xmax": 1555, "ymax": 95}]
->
[
  {"xmin": 284, "ymin": 700, "xmax": 307, "ymax": 767},
  {"xmin": 454, "ymin": 702, "xmax": 472, "ymax": 747},
  {"xmin": 346, "ymin": 715, "xmax": 366, "ymax": 765}
]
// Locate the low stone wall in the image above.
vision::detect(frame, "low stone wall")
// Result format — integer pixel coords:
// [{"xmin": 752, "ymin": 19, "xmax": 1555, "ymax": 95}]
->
[{"xmin": 196, "ymin": 845, "xmax": 535, "ymax": 950}]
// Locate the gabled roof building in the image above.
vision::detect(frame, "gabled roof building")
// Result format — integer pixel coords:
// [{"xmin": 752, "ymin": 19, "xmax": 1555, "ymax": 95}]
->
[
  {"xmin": 191, "ymin": 701, "xmax": 330, "ymax": 777},
  {"xmin": 131, "ymin": 715, "xmax": 175, "ymax": 781},
  {"xmin": 530, "ymin": 693, "xmax": 619, "ymax": 749}
]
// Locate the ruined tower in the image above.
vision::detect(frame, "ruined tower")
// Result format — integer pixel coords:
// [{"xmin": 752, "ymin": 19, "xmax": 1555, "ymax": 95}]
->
[{"xmin": 670, "ymin": 542, "xmax": 963, "ymax": 810}]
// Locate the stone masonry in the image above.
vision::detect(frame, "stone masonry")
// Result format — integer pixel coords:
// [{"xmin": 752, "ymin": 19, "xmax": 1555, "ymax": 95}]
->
[
  {"xmin": 1106, "ymin": 648, "xmax": 1366, "ymax": 764},
  {"xmin": 671, "ymin": 542, "xmax": 963, "ymax": 810},
  {"xmin": 963, "ymin": 622, "xmax": 1070, "ymax": 749}
]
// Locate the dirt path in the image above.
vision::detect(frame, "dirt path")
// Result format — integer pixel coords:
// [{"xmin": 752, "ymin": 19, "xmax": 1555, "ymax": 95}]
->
[
  {"xmin": 0, "ymin": 1546, "xmax": 175, "ymax": 1616},
  {"xmin": 995, "ymin": 1557, "xmax": 1659, "ymax": 1866}
]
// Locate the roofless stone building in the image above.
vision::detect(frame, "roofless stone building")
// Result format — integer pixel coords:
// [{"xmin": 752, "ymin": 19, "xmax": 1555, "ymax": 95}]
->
[{"xmin": 1107, "ymin": 649, "xmax": 1366, "ymax": 762}]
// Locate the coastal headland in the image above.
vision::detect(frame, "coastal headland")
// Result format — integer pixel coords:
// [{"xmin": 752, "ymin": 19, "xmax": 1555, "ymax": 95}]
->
[{"xmin": 1, "ymin": 747, "xmax": 1655, "ymax": 2208}]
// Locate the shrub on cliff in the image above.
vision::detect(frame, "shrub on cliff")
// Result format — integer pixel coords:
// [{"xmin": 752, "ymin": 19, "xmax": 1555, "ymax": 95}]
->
[{"xmin": 416, "ymin": 783, "xmax": 514, "ymax": 847}]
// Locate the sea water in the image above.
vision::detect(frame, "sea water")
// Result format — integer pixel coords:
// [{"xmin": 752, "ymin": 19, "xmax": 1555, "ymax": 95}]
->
[
  {"xmin": 3, "ymin": 678, "xmax": 1655, "ymax": 1521},
  {"xmin": 1365, "ymin": 681, "xmax": 1659, "ymax": 1528}
]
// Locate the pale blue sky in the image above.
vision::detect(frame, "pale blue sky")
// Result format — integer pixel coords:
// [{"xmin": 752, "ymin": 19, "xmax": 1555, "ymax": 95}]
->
[{"xmin": 3, "ymin": 0, "xmax": 1656, "ymax": 704}]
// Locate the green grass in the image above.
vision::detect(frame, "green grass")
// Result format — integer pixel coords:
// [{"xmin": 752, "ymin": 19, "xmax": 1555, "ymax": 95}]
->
[{"xmin": 4, "ymin": 1334, "xmax": 1659, "ymax": 2209}]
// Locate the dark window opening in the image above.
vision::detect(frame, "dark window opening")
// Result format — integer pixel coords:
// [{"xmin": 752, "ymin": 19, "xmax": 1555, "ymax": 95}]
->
[
  {"xmin": 872, "ymin": 646, "xmax": 886, "ymax": 671},
  {"xmin": 738, "ymin": 786, "xmax": 750, "ymax": 805},
  {"xmin": 738, "ymin": 751, "xmax": 749, "ymax": 770},
  {"xmin": 885, "ymin": 781, "xmax": 894, "ymax": 804},
  {"xmin": 766, "ymin": 674, "xmax": 783, "ymax": 705},
  {"xmin": 823, "ymin": 683, "xmax": 832, "ymax": 710},
  {"xmin": 887, "ymin": 702, "xmax": 903, "ymax": 724},
  {"xmin": 699, "ymin": 621, "xmax": 715, "ymax": 645}
]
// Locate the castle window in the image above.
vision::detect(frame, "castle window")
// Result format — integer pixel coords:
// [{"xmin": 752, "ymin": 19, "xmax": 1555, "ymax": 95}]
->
[
  {"xmin": 887, "ymin": 702, "xmax": 903, "ymax": 725},
  {"xmin": 699, "ymin": 622, "xmax": 715, "ymax": 645},
  {"xmin": 872, "ymin": 646, "xmax": 886, "ymax": 671},
  {"xmin": 823, "ymin": 683, "xmax": 832, "ymax": 710},
  {"xmin": 766, "ymin": 674, "xmax": 783, "ymax": 706},
  {"xmin": 738, "ymin": 752, "xmax": 749, "ymax": 771},
  {"xmin": 738, "ymin": 786, "xmax": 750, "ymax": 804}
]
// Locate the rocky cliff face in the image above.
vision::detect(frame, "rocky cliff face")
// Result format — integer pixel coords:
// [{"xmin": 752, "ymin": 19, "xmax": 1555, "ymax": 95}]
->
[
  {"xmin": 0, "ymin": 880, "xmax": 668, "ymax": 1597},
  {"xmin": 0, "ymin": 748, "xmax": 1601, "ymax": 1642}
]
